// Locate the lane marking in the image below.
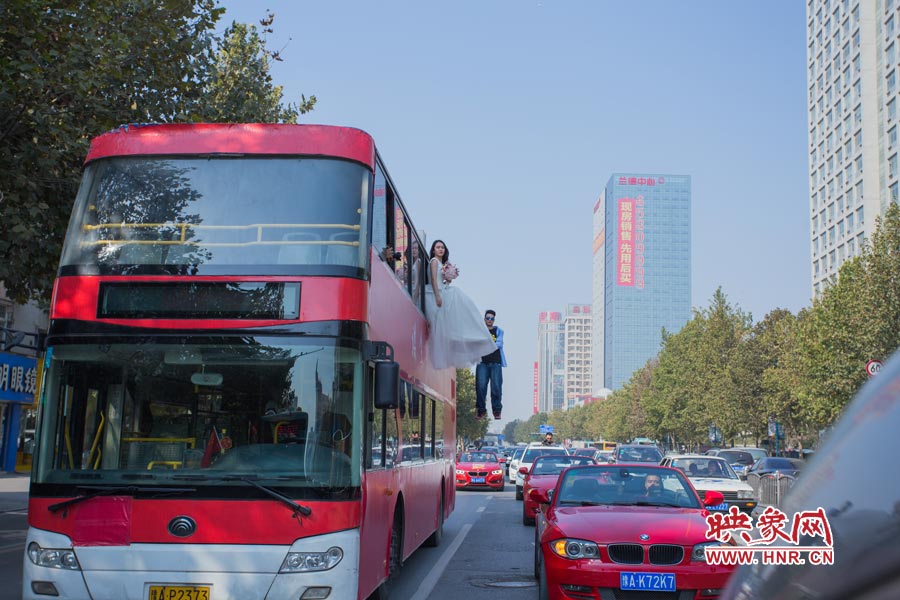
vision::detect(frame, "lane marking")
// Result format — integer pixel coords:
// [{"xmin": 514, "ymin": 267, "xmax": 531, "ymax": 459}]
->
[
  {"xmin": 411, "ymin": 523, "xmax": 473, "ymax": 600},
  {"xmin": 476, "ymin": 506, "xmax": 486, "ymax": 513}
]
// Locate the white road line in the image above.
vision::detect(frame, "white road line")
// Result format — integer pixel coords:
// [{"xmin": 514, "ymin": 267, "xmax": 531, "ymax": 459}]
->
[
  {"xmin": 410, "ymin": 523, "xmax": 473, "ymax": 600},
  {"xmin": 476, "ymin": 506, "xmax": 486, "ymax": 513}
]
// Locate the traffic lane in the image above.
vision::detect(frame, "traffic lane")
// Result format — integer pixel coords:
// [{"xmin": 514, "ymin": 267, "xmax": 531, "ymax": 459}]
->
[
  {"xmin": 389, "ymin": 487, "xmax": 503, "ymax": 599},
  {"xmin": 0, "ymin": 510, "xmax": 27, "ymax": 600},
  {"xmin": 422, "ymin": 487, "xmax": 537, "ymax": 600}
]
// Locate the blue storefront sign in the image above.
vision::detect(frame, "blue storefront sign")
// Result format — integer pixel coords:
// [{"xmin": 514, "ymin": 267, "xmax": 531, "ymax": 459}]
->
[
  {"xmin": 1, "ymin": 352, "xmax": 37, "ymax": 472},
  {"xmin": 0, "ymin": 352, "xmax": 38, "ymax": 403}
]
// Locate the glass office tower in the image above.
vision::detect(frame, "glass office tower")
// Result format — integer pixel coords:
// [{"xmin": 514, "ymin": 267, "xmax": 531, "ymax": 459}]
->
[{"xmin": 593, "ymin": 173, "xmax": 691, "ymax": 390}]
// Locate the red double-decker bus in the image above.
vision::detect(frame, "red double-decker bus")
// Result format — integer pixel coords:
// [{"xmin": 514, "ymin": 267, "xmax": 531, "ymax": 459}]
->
[{"xmin": 24, "ymin": 124, "xmax": 454, "ymax": 600}]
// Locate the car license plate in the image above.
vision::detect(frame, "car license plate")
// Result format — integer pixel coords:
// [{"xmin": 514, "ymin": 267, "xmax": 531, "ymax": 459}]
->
[
  {"xmin": 148, "ymin": 585, "xmax": 210, "ymax": 600},
  {"xmin": 708, "ymin": 503, "xmax": 729, "ymax": 511},
  {"xmin": 620, "ymin": 572, "xmax": 676, "ymax": 592},
  {"xmin": 472, "ymin": 477, "xmax": 485, "ymax": 483}
]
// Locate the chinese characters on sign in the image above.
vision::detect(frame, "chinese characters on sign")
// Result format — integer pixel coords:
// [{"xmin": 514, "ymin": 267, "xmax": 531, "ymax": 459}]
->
[
  {"xmin": 618, "ymin": 176, "xmax": 666, "ymax": 186},
  {"xmin": 704, "ymin": 506, "xmax": 834, "ymax": 566},
  {"xmin": 0, "ymin": 353, "xmax": 38, "ymax": 403},
  {"xmin": 617, "ymin": 198, "xmax": 646, "ymax": 288}
]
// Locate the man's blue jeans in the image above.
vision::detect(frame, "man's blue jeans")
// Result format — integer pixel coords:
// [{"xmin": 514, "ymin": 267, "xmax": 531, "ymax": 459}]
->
[{"xmin": 476, "ymin": 362, "xmax": 503, "ymax": 415}]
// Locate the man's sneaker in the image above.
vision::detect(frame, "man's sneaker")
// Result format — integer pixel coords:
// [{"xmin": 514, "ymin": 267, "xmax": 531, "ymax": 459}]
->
[
  {"xmin": 476, "ymin": 411, "xmax": 486, "ymax": 420},
  {"xmin": 493, "ymin": 412, "xmax": 501, "ymax": 420}
]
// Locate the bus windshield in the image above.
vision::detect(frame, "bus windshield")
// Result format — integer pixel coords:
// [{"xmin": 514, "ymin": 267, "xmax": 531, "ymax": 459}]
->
[
  {"xmin": 33, "ymin": 337, "xmax": 362, "ymax": 491},
  {"xmin": 60, "ymin": 156, "xmax": 370, "ymax": 274}
]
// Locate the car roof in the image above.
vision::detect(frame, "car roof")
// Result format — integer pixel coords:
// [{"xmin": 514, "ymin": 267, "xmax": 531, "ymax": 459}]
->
[{"xmin": 664, "ymin": 454, "xmax": 726, "ymax": 460}]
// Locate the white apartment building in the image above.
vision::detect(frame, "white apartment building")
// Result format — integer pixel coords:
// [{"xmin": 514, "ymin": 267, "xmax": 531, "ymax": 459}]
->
[
  {"xmin": 808, "ymin": 0, "xmax": 900, "ymax": 295},
  {"xmin": 563, "ymin": 304, "xmax": 592, "ymax": 409}
]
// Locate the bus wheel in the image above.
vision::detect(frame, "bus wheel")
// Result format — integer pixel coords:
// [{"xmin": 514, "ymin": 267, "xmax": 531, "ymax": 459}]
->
[
  {"xmin": 368, "ymin": 509, "xmax": 403, "ymax": 600},
  {"xmin": 424, "ymin": 486, "xmax": 444, "ymax": 547}
]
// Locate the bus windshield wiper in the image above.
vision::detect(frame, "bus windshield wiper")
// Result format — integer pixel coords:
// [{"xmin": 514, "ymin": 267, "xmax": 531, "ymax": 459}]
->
[
  {"xmin": 48, "ymin": 485, "xmax": 197, "ymax": 513},
  {"xmin": 222, "ymin": 476, "xmax": 312, "ymax": 517}
]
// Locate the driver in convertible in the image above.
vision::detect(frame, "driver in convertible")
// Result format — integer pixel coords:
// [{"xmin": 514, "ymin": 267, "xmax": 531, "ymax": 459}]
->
[{"xmin": 640, "ymin": 473, "xmax": 678, "ymax": 503}]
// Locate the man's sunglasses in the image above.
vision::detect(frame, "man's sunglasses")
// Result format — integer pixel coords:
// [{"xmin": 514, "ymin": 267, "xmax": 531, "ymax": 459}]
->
[{"xmin": 484, "ymin": 316, "xmax": 495, "ymax": 321}]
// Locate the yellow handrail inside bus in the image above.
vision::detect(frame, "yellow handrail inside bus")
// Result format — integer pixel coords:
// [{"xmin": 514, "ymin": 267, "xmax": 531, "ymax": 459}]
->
[
  {"xmin": 147, "ymin": 461, "xmax": 182, "ymax": 470},
  {"xmin": 274, "ymin": 421, "xmax": 289, "ymax": 443},
  {"xmin": 81, "ymin": 222, "xmax": 360, "ymax": 247},
  {"xmin": 121, "ymin": 437, "xmax": 196, "ymax": 448},
  {"xmin": 64, "ymin": 417, "xmax": 74, "ymax": 469},
  {"xmin": 87, "ymin": 412, "xmax": 105, "ymax": 469}
]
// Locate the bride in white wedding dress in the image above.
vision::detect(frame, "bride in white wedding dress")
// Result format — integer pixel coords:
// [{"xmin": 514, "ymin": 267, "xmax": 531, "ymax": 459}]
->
[{"xmin": 424, "ymin": 240, "xmax": 498, "ymax": 370}]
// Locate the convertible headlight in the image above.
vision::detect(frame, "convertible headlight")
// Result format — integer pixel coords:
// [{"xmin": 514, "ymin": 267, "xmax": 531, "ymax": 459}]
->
[
  {"xmin": 551, "ymin": 539, "xmax": 601, "ymax": 560},
  {"xmin": 491, "ymin": 469, "xmax": 503, "ymax": 475},
  {"xmin": 738, "ymin": 489, "xmax": 754, "ymax": 499},
  {"xmin": 280, "ymin": 547, "xmax": 343, "ymax": 573},
  {"xmin": 27, "ymin": 542, "xmax": 81, "ymax": 570},
  {"xmin": 691, "ymin": 542, "xmax": 723, "ymax": 561},
  {"xmin": 456, "ymin": 469, "xmax": 466, "ymax": 476}
]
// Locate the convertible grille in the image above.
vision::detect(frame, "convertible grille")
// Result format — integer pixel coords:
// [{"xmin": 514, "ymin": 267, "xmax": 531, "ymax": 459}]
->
[
  {"xmin": 648, "ymin": 544, "xmax": 684, "ymax": 565},
  {"xmin": 468, "ymin": 471, "xmax": 488, "ymax": 476},
  {"xmin": 607, "ymin": 543, "xmax": 644, "ymax": 564}
]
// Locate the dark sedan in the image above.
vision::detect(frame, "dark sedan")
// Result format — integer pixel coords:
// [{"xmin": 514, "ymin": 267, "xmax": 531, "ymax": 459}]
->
[{"xmin": 744, "ymin": 456, "xmax": 803, "ymax": 486}]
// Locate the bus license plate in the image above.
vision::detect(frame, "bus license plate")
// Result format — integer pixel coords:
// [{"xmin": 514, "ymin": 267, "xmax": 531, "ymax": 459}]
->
[
  {"xmin": 620, "ymin": 572, "xmax": 675, "ymax": 592},
  {"xmin": 148, "ymin": 585, "xmax": 211, "ymax": 600},
  {"xmin": 472, "ymin": 477, "xmax": 485, "ymax": 483}
]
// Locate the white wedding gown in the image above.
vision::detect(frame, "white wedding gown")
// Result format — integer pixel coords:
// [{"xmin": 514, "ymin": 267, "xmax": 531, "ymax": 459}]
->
[{"xmin": 425, "ymin": 258, "xmax": 498, "ymax": 369}]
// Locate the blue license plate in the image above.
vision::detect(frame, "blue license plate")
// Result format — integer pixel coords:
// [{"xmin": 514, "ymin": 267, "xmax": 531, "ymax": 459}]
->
[
  {"xmin": 708, "ymin": 503, "xmax": 729, "ymax": 511},
  {"xmin": 620, "ymin": 572, "xmax": 676, "ymax": 592},
  {"xmin": 472, "ymin": 477, "xmax": 485, "ymax": 483}
]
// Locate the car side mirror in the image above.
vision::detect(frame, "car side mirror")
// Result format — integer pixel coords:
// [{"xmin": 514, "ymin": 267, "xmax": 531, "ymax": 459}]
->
[
  {"xmin": 534, "ymin": 489, "xmax": 550, "ymax": 504},
  {"xmin": 703, "ymin": 490, "xmax": 725, "ymax": 507},
  {"xmin": 518, "ymin": 466, "xmax": 529, "ymax": 475}
]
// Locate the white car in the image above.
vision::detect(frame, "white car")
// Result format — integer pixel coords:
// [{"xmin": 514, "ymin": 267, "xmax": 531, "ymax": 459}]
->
[
  {"xmin": 507, "ymin": 446, "xmax": 527, "ymax": 483},
  {"xmin": 659, "ymin": 454, "xmax": 757, "ymax": 514},
  {"xmin": 514, "ymin": 444, "xmax": 569, "ymax": 500}
]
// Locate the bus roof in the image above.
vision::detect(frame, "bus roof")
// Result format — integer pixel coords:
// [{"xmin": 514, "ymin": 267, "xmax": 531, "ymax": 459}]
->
[{"xmin": 85, "ymin": 123, "xmax": 376, "ymax": 169}]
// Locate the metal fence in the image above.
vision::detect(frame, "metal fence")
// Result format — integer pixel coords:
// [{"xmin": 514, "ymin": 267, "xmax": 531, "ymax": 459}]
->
[{"xmin": 751, "ymin": 472, "xmax": 797, "ymax": 508}]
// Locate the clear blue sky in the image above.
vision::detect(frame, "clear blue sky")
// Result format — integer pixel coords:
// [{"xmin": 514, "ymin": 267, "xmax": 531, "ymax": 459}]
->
[{"xmin": 219, "ymin": 1, "xmax": 811, "ymax": 430}]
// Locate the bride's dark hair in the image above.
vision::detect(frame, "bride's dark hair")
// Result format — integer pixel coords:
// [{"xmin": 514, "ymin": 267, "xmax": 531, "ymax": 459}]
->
[{"xmin": 429, "ymin": 240, "xmax": 449, "ymax": 264}]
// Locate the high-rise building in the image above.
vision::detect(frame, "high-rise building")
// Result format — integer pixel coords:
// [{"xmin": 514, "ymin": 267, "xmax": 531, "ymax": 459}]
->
[
  {"xmin": 564, "ymin": 304, "xmax": 592, "ymax": 409},
  {"xmin": 807, "ymin": 1, "xmax": 896, "ymax": 296},
  {"xmin": 592, "ymin": 173, "xmax": 691, "ymax": 390},
  {"xmin": 536, "ymin": 311, "xmax": 565, "ymax": 413}
]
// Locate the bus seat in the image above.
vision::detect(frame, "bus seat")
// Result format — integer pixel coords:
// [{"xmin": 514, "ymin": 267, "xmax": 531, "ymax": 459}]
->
[
  {"xmin": 117, "ymin": 243, "xmax": 164, "ymax": 265},
  {"xmin": 278, "ymin": 233, "xmax": 322, "ymax": 264},
  {"xmin": 324, "ymin": 232, "xmax": 359, "ymax": 266}
]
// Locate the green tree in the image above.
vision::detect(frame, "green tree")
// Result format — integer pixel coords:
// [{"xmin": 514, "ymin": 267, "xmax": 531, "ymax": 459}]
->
[
  {"xmin": 0, "ymin": 2, "xmax": 314, "ymax": 303},
  {"xmin": 455, "ymin": 368, "xmax": 487, "ymax": 445},
  {"xmin": 199, "ymin": 18, "xmax": 315, "ymax": 123}
]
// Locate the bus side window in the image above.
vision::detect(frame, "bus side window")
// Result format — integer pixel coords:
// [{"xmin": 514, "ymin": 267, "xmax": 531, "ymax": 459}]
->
[
  {"xmin": 372, "ymin": 164, "xmax": 389, "ymax": 261},
  {"xmin": 394, "ymin": 209, "xmax": 409, "ymax": 288}
]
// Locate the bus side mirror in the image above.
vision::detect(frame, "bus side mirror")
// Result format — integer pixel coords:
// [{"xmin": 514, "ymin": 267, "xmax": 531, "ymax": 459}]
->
[{"xmin": 373, "ymin": 361, "xmax": 400, "ymax": 409}]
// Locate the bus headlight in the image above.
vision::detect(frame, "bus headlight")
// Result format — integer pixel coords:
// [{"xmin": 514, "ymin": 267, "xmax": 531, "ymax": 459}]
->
[
  {"xmin": 27, "ymin": 542, "xmax": 81, "ymax": 570},
  {"xmin": 280, "ymin": 547, "xmax": 343, "ymax": 572}
]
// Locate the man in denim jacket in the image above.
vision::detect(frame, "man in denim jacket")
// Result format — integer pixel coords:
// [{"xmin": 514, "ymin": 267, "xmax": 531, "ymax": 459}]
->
[{"xmin": 476, "ymin": 309, "xmax": 507, "ymax": 419}]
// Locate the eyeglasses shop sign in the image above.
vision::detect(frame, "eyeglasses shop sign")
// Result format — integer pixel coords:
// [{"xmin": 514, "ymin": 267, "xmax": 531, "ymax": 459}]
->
[{"xmin": 0, "ymin": 352, "xmax": 38, "ymax": 403}]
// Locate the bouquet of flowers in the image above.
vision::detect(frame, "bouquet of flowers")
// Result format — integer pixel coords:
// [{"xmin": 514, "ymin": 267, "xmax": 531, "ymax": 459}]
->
[{"xmin": 441, "ymin": 262, "xmax": 459, "ymax": 284}]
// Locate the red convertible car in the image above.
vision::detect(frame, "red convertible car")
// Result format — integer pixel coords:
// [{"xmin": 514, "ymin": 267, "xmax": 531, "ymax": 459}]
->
[
  {"xmin": 522, "ymin": 454, "xmax": 598, "ymax": 526},
  {"xmin": 456, "ymin": 451, "xmax": 505, "ymax": 491},
  {"xmin": 533, "ymin": 464, "xmax": 733, "ymax": 600}
]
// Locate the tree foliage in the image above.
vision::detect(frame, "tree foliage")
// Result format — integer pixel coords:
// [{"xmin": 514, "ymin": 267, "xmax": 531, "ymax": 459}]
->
[
  {"xmin": 0, "ymin": 2, "xmax": 314, "ymax": 302},
  {"xmin": 455, "ymin": 368, "xmax": 487, "ymax": 445}
]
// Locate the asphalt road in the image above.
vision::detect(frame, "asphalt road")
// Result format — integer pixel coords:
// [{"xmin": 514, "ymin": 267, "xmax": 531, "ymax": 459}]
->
[{"xmin": 0, "ymin": 478, "xmax": 535, "ymax": 600}]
